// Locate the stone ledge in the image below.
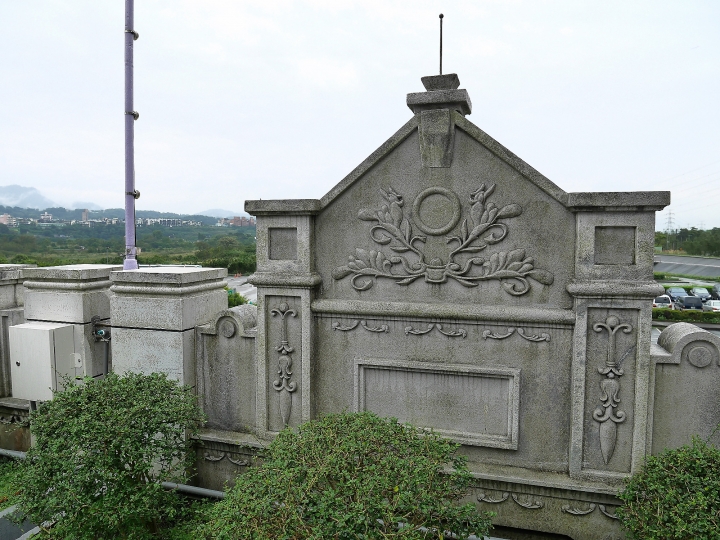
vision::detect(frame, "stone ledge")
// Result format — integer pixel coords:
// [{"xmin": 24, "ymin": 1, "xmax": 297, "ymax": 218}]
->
[
  {"xmin": 312, "ymin": 299, "xmax": 575, "ymax": 325},
  {"xmin": 249, "ymin": 272, "xmax": 322, "ymax": 288},
  {"xmin": 567, "ymin": 280, "xmax": 664, "ymax": 299},
  {"xmin": 567, "ymin": 191, "xmax": 670, "ymax": 211},
  {"xmin": 111, "ymin": 266, "xmax": 227, "ymax": 285},
  {"xmin": 194, "ymin": 428, "xmax": 266, "ymax": 449},
  {"xmin": 22, "ymin": 264, "xmax": 121, "ymax": 281},
  {"xmin": 406, "ymin": 89, "xmax": 472, "ymax": 115},
  {"xmin": 244, "ymin": 199, "xmax": 321, "ymax": 216}
]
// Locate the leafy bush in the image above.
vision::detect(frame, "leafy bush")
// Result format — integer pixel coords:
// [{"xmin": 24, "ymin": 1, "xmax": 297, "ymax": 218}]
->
[
  {"xmin": 652, "ymin": 308, "xmax": 720, "ymax": 323},
  {"xmin": 226, "ymin": 289, "xmax": 247, "ymax": 308},
  {"xmin": 14, "ymin": 372, "xmax": 204, "ymax": 539},
  {"xmin": 202, "ymin": 412, "xmax": 493, "ymax": 539},
  {"xmin": 617, "ymin": 437, "xmax": 720, "ymax": 539}
]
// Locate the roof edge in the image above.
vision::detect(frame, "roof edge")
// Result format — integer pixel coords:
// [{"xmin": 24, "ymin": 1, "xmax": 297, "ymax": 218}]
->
[
  {"xmin": 244, "ymin": 199, "xmax": 321, "ymax": 216},
  {"xmin": 566, "ymin": 191, "xmax": 671, "ymax": 212},
  {"xmin": 319, "ymin": 115, "xmax": 419, "ymax": 209},
  {"xmin": 453, "ymin": 113, "xmax": 569, "ymax": 206}
]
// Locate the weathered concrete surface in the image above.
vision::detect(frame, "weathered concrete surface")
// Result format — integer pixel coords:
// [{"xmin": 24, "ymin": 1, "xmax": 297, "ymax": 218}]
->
[
  {"xmin": 239, "ymin": 74, "xmax": 672, "ymax": 539},
  {"xmin": 111, "ymin": 267, "xmax": 228, "ymax": 385}
]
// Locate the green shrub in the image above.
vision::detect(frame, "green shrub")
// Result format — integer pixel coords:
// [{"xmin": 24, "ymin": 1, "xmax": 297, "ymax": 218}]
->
[
  {"xmin": 617, "ymin": 437, "xmax": 720, "ymax": 539},
  {"xmin": 652, "ymin": 308, "xmax": 720, "ymax": 324},
  {"xmin": 202, "ymin": 412, "xmax": 493, "ymax": 539},
  {"xmin": 14, "ymin": 372, "xmax": 204, "ymax": 539},
  {"xmin": 227, "ymin": 290, "xmax": 247, "ymax": 308}
]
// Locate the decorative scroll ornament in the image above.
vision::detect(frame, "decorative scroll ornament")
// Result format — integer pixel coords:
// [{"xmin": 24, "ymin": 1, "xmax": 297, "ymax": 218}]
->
[
  {"xmin": 598, "ymin": 504, "xmax": 620, "ymax": 520},
  {"xmin": 477, "ymin": 492, "xmax": 509, "ymax": 504},
  {"xmin": 483, "ymin": 327, "xmax": 515, "ymax": 340},
  {"xmin": 517, "ymin": 328, "xmax": 550, "ymax": 342},
  {"xmin": 204, "ymin": 451, "xmax": 248, "ymax": 466},
  {"xmin": 404, "ymin": 323, "xmax": 467, "ymax": 338},
  {"xmin": 511, "ymin": 493, "xmax": 544, "ymax": 510},
  {"xmin": 332, "ymin": 320, "xmax": 389, "ymax": 333},
  {"xmin": 562, "ymin": 503, "xmax": 597, "ymax": 516},
  {"xmin": 592, "ymin": 316, "xmax": 633, "ymax": 465},
  {"xmin": 271, "ymin": 302, "xmax": 297, "ymax": 427},
  {"xmin": 332, "ymin": 185, "xmax": 554, "ymax": 295}
]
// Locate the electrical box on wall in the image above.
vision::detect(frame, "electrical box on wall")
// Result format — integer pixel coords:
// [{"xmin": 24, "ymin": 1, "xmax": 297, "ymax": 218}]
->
[{"xmin": 9, "ymin": 322, "xmax": 77, "ymax": 401}]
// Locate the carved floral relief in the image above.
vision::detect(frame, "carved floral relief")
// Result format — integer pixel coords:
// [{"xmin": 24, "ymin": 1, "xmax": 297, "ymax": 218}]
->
[
  {"xmin": 592, "ymin": 316, "xmax": 635, "ymax": 465},
  {"xmin": 271, "ymin": 302, "xmax": 298, "ymax": 428},
  {"xmin": 332, "ymin": 184, "xmax": 554, "ymax": 295}
]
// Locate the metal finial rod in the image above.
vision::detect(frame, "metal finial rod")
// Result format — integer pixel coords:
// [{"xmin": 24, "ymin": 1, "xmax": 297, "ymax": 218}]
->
[{"xmin": 439, "ymin": 14, "xmax": 444, "ymax": 75}]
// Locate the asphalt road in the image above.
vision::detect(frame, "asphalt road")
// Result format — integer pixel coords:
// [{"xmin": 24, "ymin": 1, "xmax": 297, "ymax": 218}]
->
[{"xmin": 654, "ymin": 255, "xmax": 720, "ymax": 279}]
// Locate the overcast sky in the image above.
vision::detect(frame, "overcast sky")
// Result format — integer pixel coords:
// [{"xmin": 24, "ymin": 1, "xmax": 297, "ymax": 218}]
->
[{"xmin": 2, "ymin": 1, "xmax": 718, "ymax": 229}]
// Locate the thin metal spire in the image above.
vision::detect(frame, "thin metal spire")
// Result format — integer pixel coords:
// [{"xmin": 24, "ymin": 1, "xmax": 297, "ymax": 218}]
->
[{"xmin": 439, "ymin": 14, "xmax": 444, "ymax": 75}]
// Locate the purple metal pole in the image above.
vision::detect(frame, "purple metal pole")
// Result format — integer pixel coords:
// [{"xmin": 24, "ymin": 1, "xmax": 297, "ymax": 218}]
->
[{"xmin": 124, "ymin": 0, "xmax": 139, "ymax": 270}]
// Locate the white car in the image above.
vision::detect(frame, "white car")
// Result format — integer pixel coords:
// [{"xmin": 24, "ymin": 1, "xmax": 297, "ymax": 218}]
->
[
  {"xmin": 703, "ymin": 299, "xmax": 720, "ymax": 312},
  {"xmin": 653, "ymin": 295, "xmax": 674, "ymax": 309}
]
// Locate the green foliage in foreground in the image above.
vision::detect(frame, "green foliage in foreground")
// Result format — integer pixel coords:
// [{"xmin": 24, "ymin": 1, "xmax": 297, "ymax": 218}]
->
[
  {"xmin": 14, "ymin": 373, "xmax": 204, "ymax": 539},
  {"xmin": 617, "ymin": 438, "xmax": 720, "ymax": 539},
  {"xmin": 202, "ymin": 412, "xmax": 493, "ymax": 539},
  {"xmin": 0, "ymin": 457, "xmax": 20, "ymax": 510}
]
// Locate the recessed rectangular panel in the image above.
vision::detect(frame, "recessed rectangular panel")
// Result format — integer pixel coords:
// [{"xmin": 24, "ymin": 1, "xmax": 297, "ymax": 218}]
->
[
  {"xmin": 355, "ymin": 359, "xmax": 519, "ymax": 449},
  {"xmin": 594, "ymin": 226, "xmax": 636, "ymax": 265},
  {"xmin": 268, "ymin": 227, "xmax": 297, "ymax": 261}
]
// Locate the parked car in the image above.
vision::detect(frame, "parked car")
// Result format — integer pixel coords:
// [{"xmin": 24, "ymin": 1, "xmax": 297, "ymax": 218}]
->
[
  {"xmin": 677, "ymin": 296, "xmax": 704, "ymax": 311},
  {"xmin": 666, "ymin": 287, "xmax": 689, "ymax": 302},
  {"xmin": 652, "ymin": 295, "xmax": 674, "ymax": 309},
  {"xmin": 712, "ymin": 284, "xmax": 720, "ymax": 300},
  {"xmin": 703, "ymin": 300, "xmax": 720, "ymax": 312},
  {"xmin": 689, "ymin": 287, "xmax": 711, "ymax": 302}
]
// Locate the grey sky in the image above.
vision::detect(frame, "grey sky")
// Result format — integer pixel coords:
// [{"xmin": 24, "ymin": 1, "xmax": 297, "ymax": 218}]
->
[{"xmin": 1, "ymin": 1, "xmax": 718, "ymax": 230}]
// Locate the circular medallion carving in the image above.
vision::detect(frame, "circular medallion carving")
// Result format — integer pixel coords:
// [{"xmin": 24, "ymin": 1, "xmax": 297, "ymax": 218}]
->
[
  {"xmin": 683, "ymin": 341, "xmax": 716, "ymax": 368},
  {"xmin": 220, "ymin": 319, "xmax": 237, "ymax": 338},
  {"xmin": 412, "ymin": 187, "xmax": 461, "ymax": 236}
]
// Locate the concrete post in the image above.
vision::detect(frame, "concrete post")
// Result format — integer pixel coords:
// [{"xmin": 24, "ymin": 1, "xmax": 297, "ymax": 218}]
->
[
  {"xmin": 22, "ymin": 264, "xmax": 121, "ymax": 380},
  {"xmin": 110, "ymin": 267, "xmax": 228, "ymax": 385}
]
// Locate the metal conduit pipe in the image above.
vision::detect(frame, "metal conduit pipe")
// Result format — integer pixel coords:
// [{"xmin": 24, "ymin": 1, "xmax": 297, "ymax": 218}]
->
[{"xmin": 0, "ymin": 449, "xmax": 226, "ymax": 499}]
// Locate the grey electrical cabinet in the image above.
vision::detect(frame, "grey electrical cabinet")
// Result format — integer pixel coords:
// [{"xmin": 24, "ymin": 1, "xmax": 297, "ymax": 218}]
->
[{"xmin": 9, "ymin": 322, "xmax": 77, "ymax": 401}]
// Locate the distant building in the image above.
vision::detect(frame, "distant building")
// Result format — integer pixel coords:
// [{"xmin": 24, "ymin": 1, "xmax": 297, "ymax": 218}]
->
[
  {"xmin": 82, "ymin": 209, "xmax": 89, "ymax": 222},
  {"xmin": 0, "ymin": 214, "xmax": 17, "ymax": 227},
  {"xmin": 39, "ymin": 212, "xmax": 52, "ymax": 222},
  {"xmin": 229, "ymin": 216, "xmax": 256, "ymax": 227}
]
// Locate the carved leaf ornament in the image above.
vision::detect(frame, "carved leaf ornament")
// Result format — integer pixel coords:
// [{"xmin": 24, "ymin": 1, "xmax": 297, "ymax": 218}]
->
[{"xmin": 332, "ymin": 184, "xmax": 553, "ymax": 295}]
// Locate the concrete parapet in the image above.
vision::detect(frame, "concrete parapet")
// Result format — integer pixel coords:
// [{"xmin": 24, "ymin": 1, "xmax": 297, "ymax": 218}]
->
[{"xmin": 110, "ymin": 267, "xmax": 228, "ymax": 385}]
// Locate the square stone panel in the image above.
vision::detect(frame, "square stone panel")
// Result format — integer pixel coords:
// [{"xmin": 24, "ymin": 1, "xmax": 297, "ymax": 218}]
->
[
  {"xmin": 268, "ymin": 227, "xmax": 298, "ymax": 261},
  {"xmin": 594, "ymin": 226, "xmax": 636, "ymax": 265}
]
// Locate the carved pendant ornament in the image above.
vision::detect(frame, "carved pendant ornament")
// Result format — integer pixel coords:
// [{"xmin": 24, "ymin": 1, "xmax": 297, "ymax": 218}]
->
[
  {"xmin": 332, "ymin": 184, "xmax": 554, "ymax": 295},
  {"xmin": 271, "ymin": 302, "xmax": 297, "ymax": 428},
  {"xmin": 592, "ymin": 316, "xmax": 634, "ymax": 465}
]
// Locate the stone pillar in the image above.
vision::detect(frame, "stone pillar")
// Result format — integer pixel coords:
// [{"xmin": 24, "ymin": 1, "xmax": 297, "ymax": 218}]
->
[
  {"xmin": 22, "ymin": 264, "xmax": 120, "ymax": 380},
  {"xmin": 110, "ymin": 267, "xmax": 228, "ymax": 385},
  {"xmin": 566, "ymin": 193, "xmax": 667, "ymax": 482},
  {"xmin": 0, "ymin": 264, "xmax": 35, "ymax": 397},
  {"xmin": 244, "ymin": 200, "xmax": 321, "ymax": 438}
]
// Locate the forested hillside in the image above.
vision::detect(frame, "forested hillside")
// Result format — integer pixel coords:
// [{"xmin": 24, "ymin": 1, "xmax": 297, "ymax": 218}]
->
[{"xmin": 0, "ymin": 222, "xmax": 256, "ymax": 273}]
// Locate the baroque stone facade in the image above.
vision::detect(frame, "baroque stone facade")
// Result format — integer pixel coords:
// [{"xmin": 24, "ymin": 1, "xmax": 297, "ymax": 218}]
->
[{"xmin": 242, "ymin": 74, "xmax": 673, "ymax": 539}]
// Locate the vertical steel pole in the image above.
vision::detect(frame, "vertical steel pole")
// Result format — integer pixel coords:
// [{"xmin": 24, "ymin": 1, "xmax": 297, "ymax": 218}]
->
[
  {"xmin": 124, "ymin": 0, "xmax": 139, "ymax": 270},
  {"xmin": 439, "ymin": 14, "xmax": 443, "ymax": 75}
]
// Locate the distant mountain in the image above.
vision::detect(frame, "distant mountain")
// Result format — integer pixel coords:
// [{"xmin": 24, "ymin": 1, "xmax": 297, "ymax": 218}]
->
[
  {"xmin": 0, "ymin": 185, "xmax": 56, "ymax": 209},
  {"xmin": 197, "ymin": 208, "xmax": 248, "ymax": 219}
]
